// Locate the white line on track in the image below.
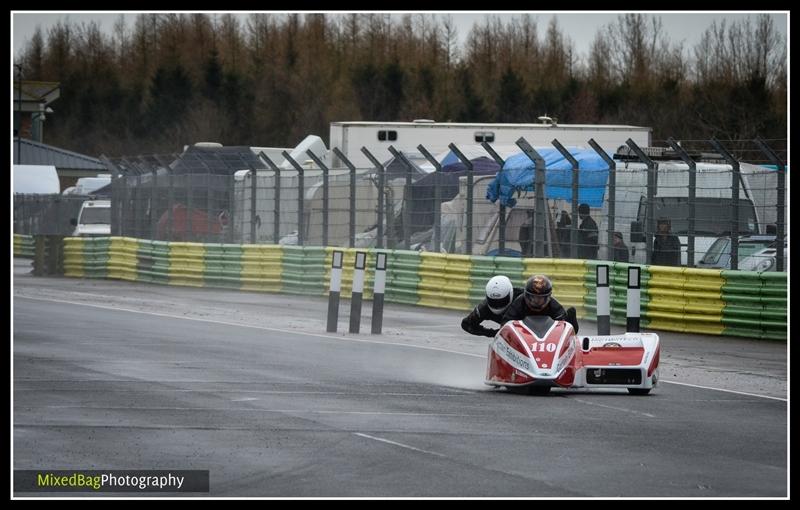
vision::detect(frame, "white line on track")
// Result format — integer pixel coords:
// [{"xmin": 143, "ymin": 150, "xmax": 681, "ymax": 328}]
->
[
  {"xmin": 353, "ymin": 432, "xmax": 446, "ymax": 458},
  {"xmin": 566, "ymin": 397, "xmax": 656, "ymax": 418},
  {"xmin": 35, "ymin": 405, "xmax": 479, "ymax": 417},
  {"xmin": 659, "ymin": 379, "xmax": 787, "ymax": 402}
]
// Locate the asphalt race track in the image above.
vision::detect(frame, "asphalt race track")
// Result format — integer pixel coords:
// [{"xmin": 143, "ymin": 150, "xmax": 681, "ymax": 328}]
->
[{"xmin": 13, "ymin": 259, "xmax": 787, "ymax": 497}]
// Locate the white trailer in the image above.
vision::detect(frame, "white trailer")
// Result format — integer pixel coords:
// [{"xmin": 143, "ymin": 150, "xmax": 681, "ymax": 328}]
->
[{"xmin": 330, "ymin": 120, "xmax": 652, "ymax": 169}]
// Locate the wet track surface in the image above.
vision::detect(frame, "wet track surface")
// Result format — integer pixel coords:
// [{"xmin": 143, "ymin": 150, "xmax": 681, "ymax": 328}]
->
[{"xmin": 13, "ymin": 260, "xmax": 787, "ymax": 497}]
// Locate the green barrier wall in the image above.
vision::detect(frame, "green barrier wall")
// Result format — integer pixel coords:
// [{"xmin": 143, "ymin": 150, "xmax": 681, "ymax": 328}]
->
[
  {"xmin": 56, "ymin": 236, "xmax": 787, "ymax": 340},
  {"xmin": 14, "ymin": 234, "xmax": 35, "ymax": 258}
]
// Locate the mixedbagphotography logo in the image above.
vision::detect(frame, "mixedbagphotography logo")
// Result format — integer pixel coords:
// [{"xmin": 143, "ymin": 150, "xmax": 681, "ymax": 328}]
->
[{"xmin": 14, "ymin": 470, "xmax": 209, "ymax": 493}]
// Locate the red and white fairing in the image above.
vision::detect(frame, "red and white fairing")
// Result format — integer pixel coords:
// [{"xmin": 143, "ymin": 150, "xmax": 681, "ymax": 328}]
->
[{"xmin": 485, "ymin": 316, "xmax": 660, "ymax": 394}]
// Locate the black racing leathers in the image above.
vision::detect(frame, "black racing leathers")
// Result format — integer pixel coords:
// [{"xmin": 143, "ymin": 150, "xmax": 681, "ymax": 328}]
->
[
  {"xmin": 500, "ymin": 294, "xmax": 579, "ymax": 334},
  {"xmin": 461, "ymin": 287, "xmax": 524, "ymax": 337}
]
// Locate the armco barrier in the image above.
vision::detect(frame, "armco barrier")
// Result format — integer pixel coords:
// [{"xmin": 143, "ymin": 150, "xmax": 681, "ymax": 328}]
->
[
  {"xmin": 386, "ymin": 250, "xmax": 421, "ymax": 305},
  {"xmin": 469, "ymin": 255, "xmax": 496, "ymax": 306},
  {"xmin": 137, "ymin": 239, "xmax": 170, "ymax": 284},
  {"xmin": 14, "ymin": 234, "xmax": 35, "ymax": 258},
  {"xmin": 168, "ymin": 242, "xmax": 206, "ymax": 287},
  {"xmin": 202, "ymin": 243, "xmax": 242, "ymax": 289},
  {"xmin": 645, "ymin": 266, "xmax": 726, "ymax": 335},
  {"xmin": 57, "ymin": 236, "xmax": 786, "ymax": 340},
  {"xmin": 241, "ymin": 244, "xmax": 281, "ymax": 292},
  {"xmin": 281, "ymin": 246, "xmax": 326, "ymax": 296},
  {"xmin": 85, "ymin": 237, "xmax": 110, "ymax": 278},
  {"xmin": 494, "ymin": 255, "xmax": 525, "ymax": 292},
  {"xmin": 721, "ymin": 270, "xmax": 787, "ymax": 340},
  {"xmin": 416, "ymin": 253, "xmax": 472, "ymax": 311},
  {"xmin": 107, "ymin": 237, "xmax": 138, "ymax": 282},
  {"xmin": 63, "ymin": 237, "xmax": 85, "ymax": 277}
]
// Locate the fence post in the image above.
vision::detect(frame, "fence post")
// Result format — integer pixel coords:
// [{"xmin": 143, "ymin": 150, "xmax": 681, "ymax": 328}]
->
[
  {"xmin": 515, "ymin": 138, "xmax": 546, "ymax": 258},
  {"xmin": 448, "ymin": 143, "xmax": 474, "ymax": 255},
  {"xmin": 361, "ymin": 147, "xmax": 384, "ymax": 248},
  {"xmin": 387, "ymin": 146, "xmax": 413, "ymax": 250},
  {"xmin": 333, "ymin": 148, "xmax": 358, "ymax": 248},
  {"xmin": 626, "ymin": 266, "xmax": 641, "ymax": 333},
  {"xmin": 481, "ymin": 142, "xmax": 506, "ymax": 256},
  {"xmin": 596, "ymin": 264, "xmax": 611, "ymax": 335},
  {"xmin": 306, "ymin": 149, "xmax": 330, "ymax": 247},
  {"xmin": 152, "ymin": 155, "xmax": 174, "ymax": 241},
  {"xmin": 257, "ymin": 152, "xmax": 282, "ymax": 244},
  {"xmin": 139, "ymin": 156, "xmax": 154, "ymax": 239},
  {"xmin": 587, "ymin": 139, "xmax": 616, "ymax": 262},
  {"xmin": 32, "ymin": 235, "xmax": 45, "ymax": 276},
  {"xmin": 53, "ymin": 195, "xmax": 62, "ymax": 235},
  {"xmin": 149, "ymin": 159, "xmax": 159, "ymax": 240},
  {"xmin": 361, "ymin": 147, "xmax": 385, "ymax": 249},
  {"xmin": 120, "ymin": 164, "xmax": 133, "ymax": 238},
  {"xmin": 204, "ymin": 153, "xmax": 223, "ymax": 245},
  {"xmin": 666, "ymin": 138, "xmax": 697, "ymax": 267},
  {"xmin": 133, "ymin": 163, "xmax": 144, "ymax": 238},
  {"xmin": 552, "ymin": 139, "xmax": 580, "ymax": 259},
  {"xmin": 167, "ymin": 165, "xmax": 175, "ymax": 241},
  {"xmin": 136, "ymin": 157, "xmax": 154, "ymax": 239},
  {"xmin": 710, "ymin": 139, "xmax": 740, "ymax": 271},
  {"xmin": 754, "ymin": 137, "xmax": 786, "ymax": 271},
  {"xmin": 281, "ymin": 151, "xmax": 305, "ymax": 246},
  {"xmin": 625, "ymin": 139, "xmax": 656, "ymax": 265},
  {"xmin": 100, "ymin": 155, "xmax": 122, "ymax": 236},
  {"xmin": 175, "ymin": 154, "xmax": 195, "ymax": 241},
  {"xmin": 371, "ymin": 252, "xmax": 387, "ymax": 334},
  {"xmin": 416, "ymin": 144, "xmax": 442, "ymax": 252},
  {"xmin": 349, "ymin": 251, "xmax": 367, "ymax": 334},
  {"xmin": 327, "ymin": 250, "xmax": 343, "ymax": 332},
  {"xmin": 249, "ymin": 162, "xmax": 258, "ymax": 244},
  {"xmin": 190, "ymin": 152, "xmax": 216, "ymax": 243}
]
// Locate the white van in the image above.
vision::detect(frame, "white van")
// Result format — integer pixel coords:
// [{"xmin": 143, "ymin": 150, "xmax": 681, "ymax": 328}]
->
[
  {"xmin": 71, "ymin": 200, "xmax": 111, "ymax": 237},
  {"xmin": 72, "ymin": 175, "xmax": 111, "ymax": 195}
]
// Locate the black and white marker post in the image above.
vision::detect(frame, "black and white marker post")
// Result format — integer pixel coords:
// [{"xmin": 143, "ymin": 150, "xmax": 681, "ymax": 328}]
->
[
  {"xmin": 626, "ymin": 266, "xmax": 641, "ymax": 332},
  {"xmin": 596, "ymin": 264, "xmax": 611, "ymax": 335},
  {"xmin": 326, "ymin": 250, "xmax": 343, "ymax": 333},
  {"xmin": 349, "ymin": 251, "xmax": 367, "ymax": 334},
  {"xmin": 371, "ymin": 252, "xmax": 387, "ymax": 334}
]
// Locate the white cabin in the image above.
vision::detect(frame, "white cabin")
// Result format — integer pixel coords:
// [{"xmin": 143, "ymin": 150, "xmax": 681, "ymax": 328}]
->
[{"xmin": 330, "ymin": 120, "xmax": 652, "ymax": 169}]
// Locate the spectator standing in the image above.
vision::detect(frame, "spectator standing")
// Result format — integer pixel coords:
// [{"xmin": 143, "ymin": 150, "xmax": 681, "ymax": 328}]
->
[
  {"xmin": 613, "ymin": 231, "xmax": 629, "ymax": 262},
  {"xmin": 652, "ymin": 217, "xmax": 681, "ymax": 266},
  {"xmin": 556, "ymin": 210, "xmax": 572, "ymax": 257},
  {"xmin": 577, "ymin": 203, "xmax": 599, "ymax": 260}
]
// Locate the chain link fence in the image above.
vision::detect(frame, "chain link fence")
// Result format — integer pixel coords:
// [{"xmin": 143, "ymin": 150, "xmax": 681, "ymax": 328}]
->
[{"xmin": 13, "ymin": 138, "xmax": 787, "ymax": 271}]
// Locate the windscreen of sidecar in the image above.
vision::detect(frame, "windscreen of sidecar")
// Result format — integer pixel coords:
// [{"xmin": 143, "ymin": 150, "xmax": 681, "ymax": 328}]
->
[{"xmin": 522, "ymin": 315, "xmax": 555, "ymax": 337}]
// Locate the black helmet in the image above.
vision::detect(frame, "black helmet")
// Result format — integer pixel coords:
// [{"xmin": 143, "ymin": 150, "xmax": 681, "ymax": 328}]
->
[{"xmin": 524, "ymin": 275, "xmax": 552, "ymax": 311}]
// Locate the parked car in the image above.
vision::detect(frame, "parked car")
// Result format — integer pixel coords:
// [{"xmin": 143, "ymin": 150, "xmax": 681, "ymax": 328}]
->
[
  {"xmin": 697, "ymin": 234, "xmax": 777, "ymax": 269},
  {"xmin": 737, "ymin": 239, "xmax": 788, "ymax": 272}
]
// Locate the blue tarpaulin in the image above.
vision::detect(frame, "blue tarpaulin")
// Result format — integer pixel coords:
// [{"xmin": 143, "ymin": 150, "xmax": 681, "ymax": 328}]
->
[{"xmin": 485, "ymin": 147, "xmax": 610, "ymax": 208}]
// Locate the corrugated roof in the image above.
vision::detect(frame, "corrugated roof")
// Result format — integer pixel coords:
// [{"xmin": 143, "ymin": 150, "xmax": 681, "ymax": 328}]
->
[{"xmin": 13, "ymin": 138, "xmax": 106, "ymax": 171}]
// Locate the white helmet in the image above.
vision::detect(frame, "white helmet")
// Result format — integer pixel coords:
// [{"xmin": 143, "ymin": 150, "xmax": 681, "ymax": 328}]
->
[{"xmin": 485, "ymin": 275, "xmax": 514, "ymax": 315}]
